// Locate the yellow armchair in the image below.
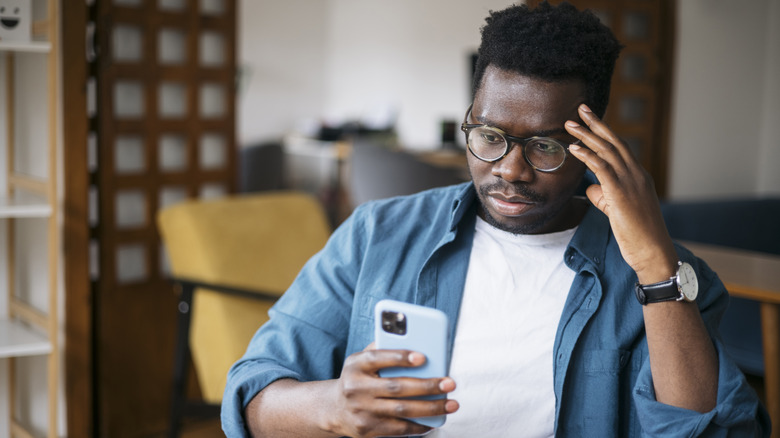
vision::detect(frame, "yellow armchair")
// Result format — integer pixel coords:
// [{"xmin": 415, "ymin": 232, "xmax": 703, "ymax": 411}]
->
[{"xmin": 157, "ymin": 191, "xmax": 330, "ymax": 435}]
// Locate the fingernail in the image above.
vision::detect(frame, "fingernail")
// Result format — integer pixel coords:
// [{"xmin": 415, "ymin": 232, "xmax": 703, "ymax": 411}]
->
[
  {"xmin": 439, "ymin": 378, "xmax": 455, "ymax": 392},
  {"xmin": 408, "ymin": 352, "xmax": 425, "ymax": 364},
  {"xmin": 569, "ymin": 144, "xmax": 581, "ymax": 152},
  {"xmin": 580, "ymin": 104, "xmax": 592, "ymax": 113},
  {"xmin": 565, "ymin": 120, "xmax": 580, "ymax": 128},
  {"xmin": 445, "ymin": 400, "xmax": 460, "ymax": 413}
]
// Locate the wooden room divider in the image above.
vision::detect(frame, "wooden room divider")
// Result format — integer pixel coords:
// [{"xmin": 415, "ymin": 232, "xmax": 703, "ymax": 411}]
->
[
  {"xmin": 64, "ymin": 0, "xmax": 237, "ymax": 435},
  {"xmin": 527, "ymin": 0, "xmax": 675, "ymax": 197}
]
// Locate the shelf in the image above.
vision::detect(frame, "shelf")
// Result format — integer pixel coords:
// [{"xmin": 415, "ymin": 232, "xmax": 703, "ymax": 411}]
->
[
  {"xmin": 2, "ymin": 1, "xmax": 59, "ymax": 436},
  {"xmin": 0, "ymin": 319, "xmax": 52, "ymax": 358},
  {"xmin": 0, "ymin": 196, "xmax": 52, "ymax": 218},
  {"xmin": 0, "ymin": 40, "xmax": 52, "ymax": 53}
]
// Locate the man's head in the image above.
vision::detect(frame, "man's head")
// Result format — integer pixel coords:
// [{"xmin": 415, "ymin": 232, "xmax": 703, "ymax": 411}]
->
[
  {"xmin": 466, "ymin": 2, "xmax": 621, "ymax": 235},
  {"xmin": 472, "ymin": 2, "xmax": 621, "ymax": 119}
]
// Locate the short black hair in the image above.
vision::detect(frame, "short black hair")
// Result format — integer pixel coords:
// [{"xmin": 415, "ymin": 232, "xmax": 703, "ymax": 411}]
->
[{"xmin": 473, "ymin": 1, "xmax": 622, "ymax": 118}]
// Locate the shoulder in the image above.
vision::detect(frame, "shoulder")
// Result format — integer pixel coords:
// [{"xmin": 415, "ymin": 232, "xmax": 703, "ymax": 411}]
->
[{"xmin": 349, "ymin": 182, "xmax": 473, "ymax": 228}]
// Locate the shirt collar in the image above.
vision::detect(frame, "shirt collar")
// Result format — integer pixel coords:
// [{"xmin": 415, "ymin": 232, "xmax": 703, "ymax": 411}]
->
[
  {"xmin": 566, "ymin": 204, "xmax": 610, "ymax": 273},
  {"xmin": 449, "ymin": 182, "xmax": 478, "ymax": 232}
]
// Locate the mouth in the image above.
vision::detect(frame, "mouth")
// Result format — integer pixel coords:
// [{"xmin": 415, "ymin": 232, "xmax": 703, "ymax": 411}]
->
[
  {"xmin": 487, "ymin": 192, "xmax": 536, "ymax": 217},
  {"xmin": 1, "ymin": 18, "xmax": 20, "ymax": 29}
]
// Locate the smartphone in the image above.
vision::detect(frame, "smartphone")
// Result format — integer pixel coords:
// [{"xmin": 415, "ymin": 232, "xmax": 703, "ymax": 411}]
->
[{"xmin": 374, "ymin": 299, "xmax": 449, "ymax": 428}]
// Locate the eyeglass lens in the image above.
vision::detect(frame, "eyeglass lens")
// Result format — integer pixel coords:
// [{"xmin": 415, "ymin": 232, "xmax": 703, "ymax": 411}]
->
[{"xmin": 467, "ymin": 126, "xmax": 566, "ymax": 170}]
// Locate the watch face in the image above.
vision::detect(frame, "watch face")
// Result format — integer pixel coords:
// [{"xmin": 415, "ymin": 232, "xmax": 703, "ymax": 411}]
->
[{"xmin": 678, "ymin": 262, "xmax": 698, "ymax": 301}]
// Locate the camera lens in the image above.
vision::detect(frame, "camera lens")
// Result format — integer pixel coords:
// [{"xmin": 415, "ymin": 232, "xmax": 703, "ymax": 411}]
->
[{"xmin": 381, "ymin": 311, "xmax": 407, "ymax": 335}]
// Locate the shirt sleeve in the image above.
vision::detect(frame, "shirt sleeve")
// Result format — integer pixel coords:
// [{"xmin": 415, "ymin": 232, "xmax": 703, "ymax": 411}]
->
[
  {"xmin": 220, "ymin": 206, "xmax": 369, "ymax": 437},
  {"xmin": 632, "ymin": 251, "xmax": 772, "ymax": 437}
]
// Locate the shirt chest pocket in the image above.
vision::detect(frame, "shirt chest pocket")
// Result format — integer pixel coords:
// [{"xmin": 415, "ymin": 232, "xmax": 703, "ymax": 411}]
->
[
  {"xmin": 577, "ymin": 349, "xmax": 644, "ymax": 436},
  {"xmin": 585, "ymin": 349, "xmax": 637, "ymax": 374}
]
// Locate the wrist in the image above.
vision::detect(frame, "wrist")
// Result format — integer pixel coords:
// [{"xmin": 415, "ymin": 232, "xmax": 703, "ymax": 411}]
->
[
  {"xmin": 247, "ymin": 379, "xmax": 342, "ymax": 438},
  {"xmin": 635, "ymin": 261, "xmax": 699, "ymax": 305},
  {"xmin": 634, "ymin": 247, "xmax": 678, "ymax": 285},
  {"xmin": 636, "ymin": 263, "xmax": 676, "ymax": 285},
  {"xmin": 317, "ymin": 380, "xmax": 345, "ymax": 437}
]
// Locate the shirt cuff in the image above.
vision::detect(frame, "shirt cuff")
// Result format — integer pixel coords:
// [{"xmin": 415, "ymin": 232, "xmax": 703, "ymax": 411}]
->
[
  {"xmin": 632, "ymin": 343, "xmax": 769, "ymax": 436},
  {"xmin": 220, "ymin": 362, "xmax": 303, "ymax": 437}
]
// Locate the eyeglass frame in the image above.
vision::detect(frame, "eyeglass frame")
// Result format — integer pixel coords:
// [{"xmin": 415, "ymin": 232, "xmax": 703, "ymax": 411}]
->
[{"xmin": 460, "ymin": 104, "xmax": 579, "ymax": 172}]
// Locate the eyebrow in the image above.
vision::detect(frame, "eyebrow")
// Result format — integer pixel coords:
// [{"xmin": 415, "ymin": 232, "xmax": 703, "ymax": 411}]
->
[{"xmin": 474, "ymin": 113, "xmax": 570, "ymax": 138}]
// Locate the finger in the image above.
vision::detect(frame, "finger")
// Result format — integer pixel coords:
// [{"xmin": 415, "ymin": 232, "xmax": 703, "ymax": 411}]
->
[
  {"xmin": 575, "ymin": 105, "xmax": 622, "ymax": 152},
  {"xmin": 346, "ymin": 349, "xmax": 426, "ymax": 373},
  {"xmin": 577, "ymin": 104, "xmax": 636, "ymax": 164},
  {"xmin": 565, "ymin": 119, "xmax": 627, "ymax": 172},
  {"xmin": 375, "ymin": 376, "xmax": 456, "ymax": 398},
  {"xmin": 584, "ymin": 184, "xmax": 607, "ymax": 212},
  {"xmin": 374, "ymin": 396, "xmax": 459, "ymax": 420},
  {"xmin": 568, "ymin": 142, "xmax": 621, "ymax": 189},
  {"xmin": 364, "ymin": 417, "xmax": 433, "ymax": 438},
  {"xmin": 364, "ymin": 342, "xmax": 376, "ymax": 351}
]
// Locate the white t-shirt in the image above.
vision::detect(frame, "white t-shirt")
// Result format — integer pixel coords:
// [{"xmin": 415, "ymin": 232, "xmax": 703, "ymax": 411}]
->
[{"xmin": 430, "ymin": 216, "xmax": 576, "ymax": 437}]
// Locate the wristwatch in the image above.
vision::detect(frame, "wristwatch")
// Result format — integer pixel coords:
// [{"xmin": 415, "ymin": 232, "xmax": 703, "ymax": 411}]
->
[{"xmin": 634, "ymin": 261, "xmax": 698, "ymax": 305}]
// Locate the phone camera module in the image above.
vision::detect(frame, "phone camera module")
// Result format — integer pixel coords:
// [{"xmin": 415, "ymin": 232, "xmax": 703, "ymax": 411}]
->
[{"xmin": 381, "ymin": 311, "xmax": 407, "ymax": 335}]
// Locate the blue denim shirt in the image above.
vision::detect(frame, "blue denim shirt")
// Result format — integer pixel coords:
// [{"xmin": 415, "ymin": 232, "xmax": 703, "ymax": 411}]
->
[{"xmin": 222, "ymin": 182, "xmax": 769, "ymax": 437}]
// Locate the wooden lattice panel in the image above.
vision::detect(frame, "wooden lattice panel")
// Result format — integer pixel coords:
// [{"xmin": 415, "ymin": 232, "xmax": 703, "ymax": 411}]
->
[
  {"xmin": 527, "ymin": 0, "xmax": 674, "ymax": 197},
  {"xmin": 86, "ymin": 0, "xmax": 236, "ymax": 434}
]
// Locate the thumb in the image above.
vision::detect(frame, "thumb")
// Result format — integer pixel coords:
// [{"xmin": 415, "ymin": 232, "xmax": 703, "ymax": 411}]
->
[{"xmin": 585, "ymin": 184, "xmax": 607, "ymax": 213}]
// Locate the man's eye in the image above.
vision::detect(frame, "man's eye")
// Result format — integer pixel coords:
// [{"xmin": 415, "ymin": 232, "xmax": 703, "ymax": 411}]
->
[
  {"xmin": 532, "ymin": 141, "xmax": 560, "ymax": 154},
  {"xmin": 479, "ymin": 132, "xmax": 503, "ymax": 144}
]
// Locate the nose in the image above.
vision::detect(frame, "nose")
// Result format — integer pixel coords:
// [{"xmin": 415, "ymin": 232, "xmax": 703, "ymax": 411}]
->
[{"xmin": 491, "ymin": 141, "xmax": 535, "ymax": 183}]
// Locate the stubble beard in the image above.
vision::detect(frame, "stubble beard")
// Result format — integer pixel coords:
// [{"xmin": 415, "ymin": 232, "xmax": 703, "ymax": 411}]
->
[{"xmin": 474, "ymin": 182, "xmax": 558, "ymax": 235}]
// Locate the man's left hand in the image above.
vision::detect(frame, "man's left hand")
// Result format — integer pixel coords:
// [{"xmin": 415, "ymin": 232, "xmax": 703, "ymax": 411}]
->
[{"xmin": 565, "ymin": 103, "xmax": 677, "ymax": 283}]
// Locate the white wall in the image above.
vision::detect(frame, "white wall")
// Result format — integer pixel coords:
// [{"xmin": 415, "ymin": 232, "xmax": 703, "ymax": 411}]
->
[
  {"xmin": 238, "ymin": 0, "xmax": 330, "ymax": 145},
  {"xmin": 240, "ymin": 0, "xmax": 780, "ymax": 199},
  {"xmin": 757, "ymin": 0, "xmax": 780, "ymax": 195},
  {"xmin": 239, "ymin": 0, "xmax": 513, "ymax": 149},
  {"xmin": 323, "ymin": 0, "xmax": 512, "ymax": 149},
  {"xmin": 668, "ymin": 0, "xmax": 780, "ymax": 199}
]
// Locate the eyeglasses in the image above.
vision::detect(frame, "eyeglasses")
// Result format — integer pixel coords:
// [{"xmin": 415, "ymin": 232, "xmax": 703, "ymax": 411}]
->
[{"xmin": 460, "ymin": 104, "xmax": 577, "ymax": 172}]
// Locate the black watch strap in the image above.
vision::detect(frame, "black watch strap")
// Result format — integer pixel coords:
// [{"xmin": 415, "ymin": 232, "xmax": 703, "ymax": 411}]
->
[{"xmin": 634, "ymin": 279, "xmax": 681, "ymax": 305}]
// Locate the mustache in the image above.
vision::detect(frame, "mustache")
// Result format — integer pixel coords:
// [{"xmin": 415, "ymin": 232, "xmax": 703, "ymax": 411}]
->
[{"xmin": 478, "ymin": 181, "xmax": 547, "ymax": 203}]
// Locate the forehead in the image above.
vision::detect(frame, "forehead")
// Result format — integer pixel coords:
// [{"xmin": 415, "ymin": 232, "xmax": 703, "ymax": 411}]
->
[{"xmin": 473, "ymin": 66, "xmax": 585, "ymax": 134}]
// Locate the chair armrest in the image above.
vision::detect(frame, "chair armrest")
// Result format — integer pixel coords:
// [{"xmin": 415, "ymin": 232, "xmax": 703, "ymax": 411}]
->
[{"xmin": 167, "ymin": 277, "xmax": 281, "ymax": 302}]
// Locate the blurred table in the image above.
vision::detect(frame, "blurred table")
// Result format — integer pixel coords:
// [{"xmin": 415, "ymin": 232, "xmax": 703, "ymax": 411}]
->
[
  {"xmin": 683, "ymin": 241, "xmax": 780, "ymax": 435},
  {"xmin": 412, "ymin": 149, "xmax": 469, "ymax": 180},
  {"xmin": 284, "ymin": 137, "xmax": 470, "ymax": 225}
]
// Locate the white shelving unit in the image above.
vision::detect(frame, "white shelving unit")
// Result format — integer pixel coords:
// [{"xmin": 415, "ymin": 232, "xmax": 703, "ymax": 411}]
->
[
  {"xmin": 0, "ymin": 41, "xmax": 52, "ymax": 53},
  {"xmin": 0, "ymin": 0, "xmax": 60, "ymax": 437},
  {"xmin": 0, "ymin": 197, "xmax": 52, "ymax": 219},
  {"xmin": 0, "ymin": 320, "xmax": 51, "ymax": 358}
]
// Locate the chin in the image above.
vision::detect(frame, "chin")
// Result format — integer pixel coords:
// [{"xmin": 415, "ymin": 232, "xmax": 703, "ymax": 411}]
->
[{"xmin": 480, "ymin": 205, "xmax": 553, "ymax": 235}]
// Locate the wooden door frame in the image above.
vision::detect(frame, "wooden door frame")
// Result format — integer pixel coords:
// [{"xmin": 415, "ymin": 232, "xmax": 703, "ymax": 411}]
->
[
  {"xmin": 525, "ymin": 0, "xmax": 675, "ymax": 198},
  {"xmin": 63, "ymin": 1, "xmax": 94, "ymax": 436}
]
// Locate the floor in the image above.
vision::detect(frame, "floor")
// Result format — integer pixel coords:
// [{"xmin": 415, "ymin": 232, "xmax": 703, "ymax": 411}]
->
[{"xmin": 179, "ymin": 419, "xmax": 224, "ymax": 438}]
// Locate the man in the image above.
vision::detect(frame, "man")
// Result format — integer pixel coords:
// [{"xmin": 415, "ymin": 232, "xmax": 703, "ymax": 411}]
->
[{"xmin": 222, "ymin": 2, "xmax": 769, "ymax": 437}]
